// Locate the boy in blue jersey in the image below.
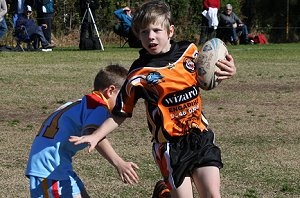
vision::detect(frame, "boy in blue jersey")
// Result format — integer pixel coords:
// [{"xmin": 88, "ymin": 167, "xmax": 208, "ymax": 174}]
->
[{"xmin": 26, "ymin": 64, "xmax": 139, "ymax": 198}]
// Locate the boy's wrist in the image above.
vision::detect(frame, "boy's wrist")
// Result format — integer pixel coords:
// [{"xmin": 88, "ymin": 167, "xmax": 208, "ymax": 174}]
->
[{"xmin": 111, "ymin": 156, "xmax": 124, "ymax": 168}]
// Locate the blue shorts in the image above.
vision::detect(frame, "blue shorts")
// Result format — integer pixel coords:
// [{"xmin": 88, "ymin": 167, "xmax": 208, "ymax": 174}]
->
[{"xmin": 29, "ymin": 172, "xmax": 85, "ymax": 198}]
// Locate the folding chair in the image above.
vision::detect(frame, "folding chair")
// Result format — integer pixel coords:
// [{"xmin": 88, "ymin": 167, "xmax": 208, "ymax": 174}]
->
[
  {"xmin": 113, "ymin": 22, "xmax": 129, "ymax": 48},
  {"xmin": 119, "ymin": 35, "xmax": 128, "ymax": 48}
]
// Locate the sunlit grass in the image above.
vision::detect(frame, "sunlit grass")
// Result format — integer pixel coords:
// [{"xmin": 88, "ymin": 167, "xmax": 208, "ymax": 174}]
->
[{"xmin": 0, "ymin": 43, "xmax": 299, "ymax": 197}]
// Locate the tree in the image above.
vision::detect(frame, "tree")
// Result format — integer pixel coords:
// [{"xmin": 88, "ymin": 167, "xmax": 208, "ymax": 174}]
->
[{"xmin": 35, "ymin": 0, "xmax": 300, "ymax": 44}]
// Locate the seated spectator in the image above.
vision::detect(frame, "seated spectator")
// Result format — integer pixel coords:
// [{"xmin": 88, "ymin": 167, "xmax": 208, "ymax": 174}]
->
[
  {"xmin": 113, "ymin": 6, "xmax": 132, "ymax": 38},
  {"xmin": 218, "ymin": 4, "xmax": 250, "ymax": 44},
  {"xmin": 113, "ymin": 6, "xmax": 141, "ymax": 48},
  {"xmin": 15, "ymin": 5, "xmax": 55, "ymax": 49},
  {"xmin": 0, "ymin": 0, "xmax": 8, "ymax": 41}
]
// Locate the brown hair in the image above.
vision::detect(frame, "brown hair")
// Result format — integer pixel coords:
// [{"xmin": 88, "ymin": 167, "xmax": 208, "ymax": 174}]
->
[
  {"xmin": 132, "ymin": 0, "xmax": 173, "ymax": 36},
  {"xmin": 93, "ymin": 64, "xmax": 128, "ymax": 91}
]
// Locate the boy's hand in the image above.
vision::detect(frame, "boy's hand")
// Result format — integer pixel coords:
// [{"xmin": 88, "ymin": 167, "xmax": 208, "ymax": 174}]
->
[
  {"xmin": 215, "ymin": 54, "xmax": 237, "ymax": 80},
  {"xmin": 69, "ymin": 135, "xmax": 98, "ymax": 153},
  {"xmin": 117, "ymin": 161, "xmax": 140, "ymax": 184}
]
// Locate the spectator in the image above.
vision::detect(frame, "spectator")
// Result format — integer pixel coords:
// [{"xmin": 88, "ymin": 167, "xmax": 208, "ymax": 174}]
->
[
  {"xmin": 16, "ymin": 5, "xmax": 55, "ymax": 49},
  {"xmin": 199, "ymin": 0, "xmax": 220, "ymax": 44},
  {"xmin": 114, "ymin": 6, "xmax": 132, "ymax": 37},
  {"xmin": 113, "ymin": 6, "xmax": 141, "ymax": 48},
  {"xmin": 7, "ymin": 0, "xmax": 33, "ymax": 27},
  {"xmin": 219, "ymin": 4, "xmax": 250, "ymax": 44},
  {"xmin": 34, "ymin": 0, "xmax": 54, "ymax": 44},
  {"xmin": 78, "ymin": 0, "xmax": 99, "ymax": 39},
  {"xmin": 0, "ymin": 0, "xmax": 8, "ymax": 41}
]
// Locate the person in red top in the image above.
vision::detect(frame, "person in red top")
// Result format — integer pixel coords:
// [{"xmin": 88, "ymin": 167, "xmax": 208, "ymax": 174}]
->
[
  {"xmin": 203, "ymin": 0, "xmax": 220, "ymax": 10},
  {"xmin": 199, "ymin": 0, "xmax": 220, "ymax": 44}
]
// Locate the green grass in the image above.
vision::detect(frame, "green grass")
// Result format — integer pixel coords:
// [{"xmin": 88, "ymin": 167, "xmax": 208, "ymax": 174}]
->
[{"xmin": 0, "ymin": 43, "xmax": 300, "ymax": 197}]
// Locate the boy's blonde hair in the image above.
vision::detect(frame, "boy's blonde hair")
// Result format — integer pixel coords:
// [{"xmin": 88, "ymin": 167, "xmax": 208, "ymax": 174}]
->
[
  {"xmin": 132, "ymin": 0, "xmax": 173, "ymax": 36},
  {"xmin": 93, "ymin": 64, "xmax": 128, "ymax": 91}
]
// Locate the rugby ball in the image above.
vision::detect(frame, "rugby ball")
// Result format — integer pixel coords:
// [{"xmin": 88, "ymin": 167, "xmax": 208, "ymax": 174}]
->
[{"xmin": 196, "ymin": 38, "xmax": 228, "ymax": 90}]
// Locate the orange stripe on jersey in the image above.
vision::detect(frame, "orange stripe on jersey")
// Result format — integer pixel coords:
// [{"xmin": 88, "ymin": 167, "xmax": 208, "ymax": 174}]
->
[
  {"xmin": 42, "ymin": 178, "xmax": 50, "ymax": 198},
  {"xmin": 153, "ymin": 144, "xmax": 171, "ymax": 187}
]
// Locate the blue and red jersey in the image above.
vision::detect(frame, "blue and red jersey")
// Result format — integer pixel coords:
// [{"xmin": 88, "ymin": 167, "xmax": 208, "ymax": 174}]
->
[{"xmin": 26, "ymin": 92, "xmax": 109, "ymax": 180}]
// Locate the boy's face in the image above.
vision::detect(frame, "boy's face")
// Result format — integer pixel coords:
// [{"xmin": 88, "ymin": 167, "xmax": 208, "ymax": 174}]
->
[{"xmin": 139, "ymin": 21, "xmax": 174, "ymax": 55}]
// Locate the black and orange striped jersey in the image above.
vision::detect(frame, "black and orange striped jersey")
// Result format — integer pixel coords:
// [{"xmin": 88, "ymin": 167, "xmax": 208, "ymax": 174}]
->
[{"xmin": 113, "ymin": 41, "xmax": 209, "ymax": 143}]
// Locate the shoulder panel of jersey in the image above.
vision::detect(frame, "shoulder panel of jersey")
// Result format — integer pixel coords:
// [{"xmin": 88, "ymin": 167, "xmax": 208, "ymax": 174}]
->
[{"xmin": 85, "ymin": 91, "xmax": 108, "ymax": 110}]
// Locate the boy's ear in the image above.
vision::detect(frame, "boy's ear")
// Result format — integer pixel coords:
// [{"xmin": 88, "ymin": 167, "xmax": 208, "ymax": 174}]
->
[
  {"xmin": 103, "ymin": 85, "xmax": 116, "ymax": 98},
  {"xmin": 169, "ymin": 25, "xmax": 175, "ymax": 38}
]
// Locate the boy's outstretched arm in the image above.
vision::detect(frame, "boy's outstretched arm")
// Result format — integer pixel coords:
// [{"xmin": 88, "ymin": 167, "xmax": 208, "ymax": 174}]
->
[
  {"xmin": 69, "ymin": 115, "xmax": 126, "ymax": 152},
  {"xmin": 95, "ymin": 138, "xmax": 139, "ymax": 184},
  {"xmin": 215, "ymin": 54, "xmax": 237, "ymax": 80}
]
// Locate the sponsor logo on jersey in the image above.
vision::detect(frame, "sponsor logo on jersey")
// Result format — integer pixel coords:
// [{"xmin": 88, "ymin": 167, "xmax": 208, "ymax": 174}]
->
[{"xmin": 162, "ymin": 86, "xmax": 199, "ymax": 107}]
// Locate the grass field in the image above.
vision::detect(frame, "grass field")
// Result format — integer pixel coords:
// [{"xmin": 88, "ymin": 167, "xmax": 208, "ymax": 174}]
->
[{"xmin": 0, "ymin": 43, "xmax": 299, "ymax": 198}]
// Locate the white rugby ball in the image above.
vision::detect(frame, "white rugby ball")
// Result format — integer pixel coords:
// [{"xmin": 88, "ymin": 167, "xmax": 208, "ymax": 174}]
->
[{"xmin": 196, "ymin": 38, "xmax": 228, "ymax": 90}]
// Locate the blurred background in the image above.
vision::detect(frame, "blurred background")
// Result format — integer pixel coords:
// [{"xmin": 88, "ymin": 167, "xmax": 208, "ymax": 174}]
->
[{"xmin": 1, "ymin": 0, "xmax": 299, "ymax": 47}]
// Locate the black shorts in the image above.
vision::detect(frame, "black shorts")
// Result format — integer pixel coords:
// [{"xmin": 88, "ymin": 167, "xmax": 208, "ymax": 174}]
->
[{"xmin": 152, "ymin": 128, "xmax": 223, "ymax": 190}]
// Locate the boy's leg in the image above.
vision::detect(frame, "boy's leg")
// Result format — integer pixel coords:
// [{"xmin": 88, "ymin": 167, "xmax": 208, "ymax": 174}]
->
[
  {"xmin": 170, "ymin": 177, "xmax": 193, "ymax": 198},
  {"xmin": 192, "ymin": 166, "xmax": 221, "ymax": 198}
]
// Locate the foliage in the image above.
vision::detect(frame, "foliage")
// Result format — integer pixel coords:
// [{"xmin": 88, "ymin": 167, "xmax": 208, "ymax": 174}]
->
[
  {"xmin": 245, "ymin": 0, "xmax": 300, "ymax": 42},
  {"xmin": 53, "ymin": 0, "xmax": 300, "ymax": 43},
  {"xmin": 2, "ymin": 0, "xmax": 300, "ymax": 44},
  {"xmin": 53, "ymin": 0, "xmax": 206, "ymax": 42}
]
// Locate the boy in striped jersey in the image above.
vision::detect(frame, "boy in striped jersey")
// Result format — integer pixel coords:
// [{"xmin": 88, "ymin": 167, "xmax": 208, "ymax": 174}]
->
[{"xmin": 70, "ymin": 1, "xmax": 236, "ymax": 197}]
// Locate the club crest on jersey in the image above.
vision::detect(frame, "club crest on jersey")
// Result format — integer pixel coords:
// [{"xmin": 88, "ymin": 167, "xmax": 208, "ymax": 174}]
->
[
  {"xmin": 183, "ymin": 58, "xmax": 196, "ymax": 73},
  {"xmin": 146, "ymin": 71, "xmax": 164, "ymax": 85}
]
